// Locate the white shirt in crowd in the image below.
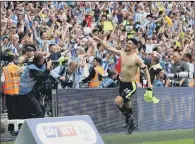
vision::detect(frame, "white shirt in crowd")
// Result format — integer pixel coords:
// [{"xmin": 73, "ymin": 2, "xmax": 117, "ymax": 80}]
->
[{"xmin": 145, "ymin": 44, "xmax": 156, "ymax": 54}]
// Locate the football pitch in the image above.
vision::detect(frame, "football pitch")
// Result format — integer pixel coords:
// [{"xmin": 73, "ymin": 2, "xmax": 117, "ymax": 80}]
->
[
  {"xmin": 102, "ymin": 129, "xmax": 194, "ymax": 144},
  {"xmin": 1, "ymin": 129, "xmax": 194, "ymax": 144}
]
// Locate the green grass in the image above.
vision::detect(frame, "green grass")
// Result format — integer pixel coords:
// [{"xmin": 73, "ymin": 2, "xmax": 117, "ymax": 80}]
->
[
  {"xmin": 102, "ymin": 129, "xmax": 194, "ymax": 144},
  {"xmin": 144, "ymin": 139, "xmax": 193, "ymax": 144},
  {"xmin": 1, "ymin": 139, "xmax": 193, "ymax": 144},
  {"xmin": 1, "ymin": 129, "xmax": 194, "ymax": 144}
]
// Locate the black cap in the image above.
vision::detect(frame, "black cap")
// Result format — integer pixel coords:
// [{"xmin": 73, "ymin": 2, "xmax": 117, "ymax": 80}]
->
[{"xmin": 25, "ymin": 45, "xmax": 36, "ymax": 51}]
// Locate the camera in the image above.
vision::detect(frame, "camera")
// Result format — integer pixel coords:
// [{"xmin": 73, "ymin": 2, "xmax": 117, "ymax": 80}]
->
[
  {"xmin": 167, "ymin": 72, "xmax": 194, "ymax": 79},
  {"xmin": 169, "ymin": 80, "xmax": 180, "ymax": 87},
  {"xmin": 60, "ymin": 77, "xmax": 73, "ymax": 88}
]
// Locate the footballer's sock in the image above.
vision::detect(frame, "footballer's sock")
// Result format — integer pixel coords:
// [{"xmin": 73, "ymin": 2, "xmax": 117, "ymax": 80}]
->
[
  {"xmin": 116, "ymin": 104, "xmax": 130, "ymax": 118},
  {"xmin": 126, "ymin": 107, "xmax": 133, "ymax": 115}
]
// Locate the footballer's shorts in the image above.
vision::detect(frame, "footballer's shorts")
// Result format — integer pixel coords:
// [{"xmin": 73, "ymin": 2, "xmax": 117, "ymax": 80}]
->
[{"xmin": 119, "ymin": 81, "xmax": 137, "ymax": 104}]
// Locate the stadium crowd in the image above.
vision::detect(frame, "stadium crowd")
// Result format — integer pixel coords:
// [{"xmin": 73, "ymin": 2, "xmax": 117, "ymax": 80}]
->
[{"xmin": 0, "ymin": 2, "xmax": 194, "ymax": 121}]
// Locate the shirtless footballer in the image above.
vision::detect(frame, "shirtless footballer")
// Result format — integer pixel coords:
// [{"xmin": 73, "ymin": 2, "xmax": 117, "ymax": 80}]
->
[{"xmin": 92, "ymin": 35, "xmax": 153, "ymax": 134}]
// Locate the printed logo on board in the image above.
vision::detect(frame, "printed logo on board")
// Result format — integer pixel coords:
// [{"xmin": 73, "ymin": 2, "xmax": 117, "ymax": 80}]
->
[
  {"xmin": 42, "ymin": 126, "xmax": 59, "ymax": 138},
  {"xmin": 36, "ymin": 120, "xmax": 98, "ymax": 144},
  {"xmin": 42, "ymin": 124, "xmax": 77, "ymax": 138},
  {"xmin": 57, "ymin": 124, "xmax": 77, "ymax": 137}
]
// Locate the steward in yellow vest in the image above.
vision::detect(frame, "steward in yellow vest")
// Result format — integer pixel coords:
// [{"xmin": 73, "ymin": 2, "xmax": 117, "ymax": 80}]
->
[
  {"xmin": 82, "ymin": 58, "xmax": 104, "ymax": 88},
  {"xmin": 1, "ymin": 54, "xmax": 22, "ymax": 119}
]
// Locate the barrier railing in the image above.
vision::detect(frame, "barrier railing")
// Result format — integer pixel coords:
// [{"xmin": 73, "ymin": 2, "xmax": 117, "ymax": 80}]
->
[{"xmin": 56, "ymin": 88, "xmax": 194, "ymax": 133}]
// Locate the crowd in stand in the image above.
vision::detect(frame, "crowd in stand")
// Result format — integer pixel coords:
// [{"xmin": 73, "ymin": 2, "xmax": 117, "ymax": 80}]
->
[
  {"xmin": 0, "ymin": 2, "xmax": 194, "ymax": 135},
  {"xmin": 1, "ymin": 1, "xmax": 194, "ymax": 91}
]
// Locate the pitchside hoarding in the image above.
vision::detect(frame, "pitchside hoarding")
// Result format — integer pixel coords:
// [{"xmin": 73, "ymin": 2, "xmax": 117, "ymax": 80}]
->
[
  {"xmin": 57, "ymin": 88, "xmax": 194, "ymax": 133},
  {"xmin": 57, "ymin": 88, "xmax": 137, "ymax": 133},
  {"xmin": 137, "ymin": 88, "xmax": 194, "ymax": 131}
]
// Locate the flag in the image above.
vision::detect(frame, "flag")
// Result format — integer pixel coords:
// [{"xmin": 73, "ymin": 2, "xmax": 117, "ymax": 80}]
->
[{"xmin": 115, "ymin": 57, "xmax": 121, "ymax": 74}]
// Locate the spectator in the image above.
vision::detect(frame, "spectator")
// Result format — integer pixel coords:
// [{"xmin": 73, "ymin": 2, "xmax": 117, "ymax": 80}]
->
[
  {"xmin": 101, "ymin": 53, "xmax": 110, "ymax": 76},
  {"xmin": 98, "ymin": 69, "xmax": 117, "ymax": 88},
  {"xmin": 184, "ymin": 53, "xmax": 194, "ymax": 86},
  {"xmin": 149, "ymin": 51, "xmax": 163, "ymax": 84},
  {"xmin": 0, "ymin": 2, "xmax": 194, "ymax": 129},
  {"xmin": 18, "ymin": 44, "xmax": 36, "ymax": 66},
  {"xmin": 184, "ymin": 53, "xmax": 194, "ymax": 74},
  {"xmin": 1, "ymin": 37, "xmax": 12, "ymax": 52},
  {"xmin": 0, "ymin": 1, "xmax": 194, "ymax": 91},
  {"xmin": 160, "ymin": 54, "xmax": 172, "ymax": 74}
]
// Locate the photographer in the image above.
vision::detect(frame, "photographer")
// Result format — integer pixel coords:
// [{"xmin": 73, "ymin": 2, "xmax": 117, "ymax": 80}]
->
[
  {"xmin": 170, "ymin": 52, "xmax": 189, "ymax": 87},
  {"xmin": 19, "ymin": 52, "xmax": 52, "ymax": 119},
  {"xmin": 153, "ymin": 69, "xmax": 169, "ymax": 88},
  {"xmin": 50, "ymin": 61, "xmax": 79, "ymax": 89}
]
